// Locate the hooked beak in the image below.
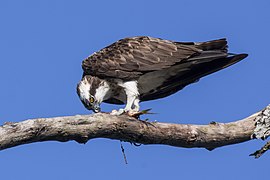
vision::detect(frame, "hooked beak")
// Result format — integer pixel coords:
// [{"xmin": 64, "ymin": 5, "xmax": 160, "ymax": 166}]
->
[{"xmin": 92, "ymin": 102, "xmax": 101, "ymax": 113}]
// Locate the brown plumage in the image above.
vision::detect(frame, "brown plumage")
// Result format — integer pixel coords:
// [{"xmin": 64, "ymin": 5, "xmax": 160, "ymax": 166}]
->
[{"xmin": 81, "ymin": 36, "xmax": 247, "ymax": 105}]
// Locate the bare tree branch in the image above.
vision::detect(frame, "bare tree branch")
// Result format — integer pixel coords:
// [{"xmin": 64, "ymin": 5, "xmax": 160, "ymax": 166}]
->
[
  {"xmin": 250, "ymin": 140, "xmax": 270, "ymax": 158},
  {"xmin": 1, "ymin": 105, "xmax": 270, "ymax": 157}
]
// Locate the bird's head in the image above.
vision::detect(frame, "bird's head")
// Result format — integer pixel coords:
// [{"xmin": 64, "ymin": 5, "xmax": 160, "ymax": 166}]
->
[{"xmin": 77, "ymin": 75, "xmax": 103, "ymax": 113}]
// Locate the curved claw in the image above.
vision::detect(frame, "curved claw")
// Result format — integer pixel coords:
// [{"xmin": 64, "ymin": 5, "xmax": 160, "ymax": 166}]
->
[{"xmin": 110, "ymin": 108, "xmax": 126, "ymax": 115}]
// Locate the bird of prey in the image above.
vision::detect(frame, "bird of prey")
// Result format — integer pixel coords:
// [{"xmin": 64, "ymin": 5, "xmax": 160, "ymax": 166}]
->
[{"xmin": 77, "ymin": 36, "xmax": 247, "ymax": 114}]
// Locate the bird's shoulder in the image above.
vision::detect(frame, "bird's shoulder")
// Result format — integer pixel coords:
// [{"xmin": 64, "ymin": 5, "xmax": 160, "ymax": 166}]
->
[{"xmin": 82, "ymin": 36, "xmax": 201, "ymax": 79}]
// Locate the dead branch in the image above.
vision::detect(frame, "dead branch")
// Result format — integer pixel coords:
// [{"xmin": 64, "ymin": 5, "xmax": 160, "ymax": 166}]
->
[
  {"xmin": 1, "ymin": 105, "xmax": 270, "ymax": 157},
  {"xmin": 250, "ymin": 140, "xmax": 270, "ymax": 158}
]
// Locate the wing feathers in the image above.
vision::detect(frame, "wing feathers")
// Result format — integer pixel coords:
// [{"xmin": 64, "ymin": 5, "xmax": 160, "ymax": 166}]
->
[
  {"xmin": 140, "ymin": 53, "xmax": 247, "ymax": 102},
  {"xmin": 82, "ymin": 36, "xmax": 201, "ymax": 79},
  {"xmin": 195, "ymin": 38, "xmax": 228, "ymax": 52},
  {"xmin": 82, "ymin": 36, "xmax": 244, "ymax": 82}
]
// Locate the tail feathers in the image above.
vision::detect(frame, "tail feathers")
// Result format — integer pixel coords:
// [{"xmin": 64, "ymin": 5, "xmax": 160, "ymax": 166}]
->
[{"xmin": 195, "ymin": 38, "xmax": 228, "ymax": 52}]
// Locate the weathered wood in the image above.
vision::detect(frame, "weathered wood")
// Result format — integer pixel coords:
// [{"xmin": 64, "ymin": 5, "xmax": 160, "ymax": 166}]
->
[{"xmin": 0, "ymin": 106, "xmax": 269, "ymax": 156}]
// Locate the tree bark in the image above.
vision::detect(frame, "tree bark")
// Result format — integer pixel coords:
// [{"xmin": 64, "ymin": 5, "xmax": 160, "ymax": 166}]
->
[{"xmin": 1, "ymin": 105, "xmax": 270, "ymax": 157}]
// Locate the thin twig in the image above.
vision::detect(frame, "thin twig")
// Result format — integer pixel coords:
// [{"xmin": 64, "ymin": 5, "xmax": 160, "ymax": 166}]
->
[
  {"xmin": 120, "ymin": 141, "xmax": 128, "ymax": 164},
  {"xmin": 250, "ymin": 140, "xmax": 270, "ymax": 158}
]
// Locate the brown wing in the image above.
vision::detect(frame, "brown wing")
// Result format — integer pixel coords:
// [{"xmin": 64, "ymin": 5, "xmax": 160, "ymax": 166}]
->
[
  {"xmin": 92, "ymin": 37, "xmax": 247, "ymax": 104},
  {"xmin": 139, "ymin": 54, "xmax": 248, "ymax": 102},
  {"xmin": 82, "ymin": 36, "xmax": 203, "ymax": 80}
]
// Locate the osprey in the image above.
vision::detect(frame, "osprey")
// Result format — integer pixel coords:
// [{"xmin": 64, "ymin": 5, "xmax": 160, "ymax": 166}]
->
[{"xmin": 77, "ymin": 36, "xmax": 247, "ymax": 114}]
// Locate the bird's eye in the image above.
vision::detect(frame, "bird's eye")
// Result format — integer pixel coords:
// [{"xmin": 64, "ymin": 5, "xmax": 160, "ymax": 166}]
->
[{"xmin": 89, "ymin": 96, "xmax": 95, "ymax": 103}]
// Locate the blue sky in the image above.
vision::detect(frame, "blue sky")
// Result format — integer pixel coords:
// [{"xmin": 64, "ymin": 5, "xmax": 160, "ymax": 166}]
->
[{"xmin": 0, "ymin": 0, "xmax": 269, "ymax": 179}]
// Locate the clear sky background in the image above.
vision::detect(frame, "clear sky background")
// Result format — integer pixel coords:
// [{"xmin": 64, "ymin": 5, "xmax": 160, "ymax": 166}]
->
[{"xmin": 0, "ymin": 0, "xmax": 269, "ymax": 179}]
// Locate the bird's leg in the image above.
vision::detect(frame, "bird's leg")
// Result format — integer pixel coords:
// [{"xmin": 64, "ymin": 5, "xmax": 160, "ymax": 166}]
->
[
  {"xmin": 123, "ymin": 81, "xmax": 140, "ymax": 113},
  {"xmin": 111, "ymin": 81, "xmax": 140, "ymax": 115},
  {"xmin": 125, "ymin": 94, "xmax": 139, "ymax": 112},
  {"xmin": 110, "ymin": 95, "xmax": 139, "ymax": 116},
  {"xmin": 111, "ymin": 95, "xmax": 140, "ymax": 116},
  {"xmin": 133, "ymin": 98, "xmax": 140, "ymax": 112}
]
